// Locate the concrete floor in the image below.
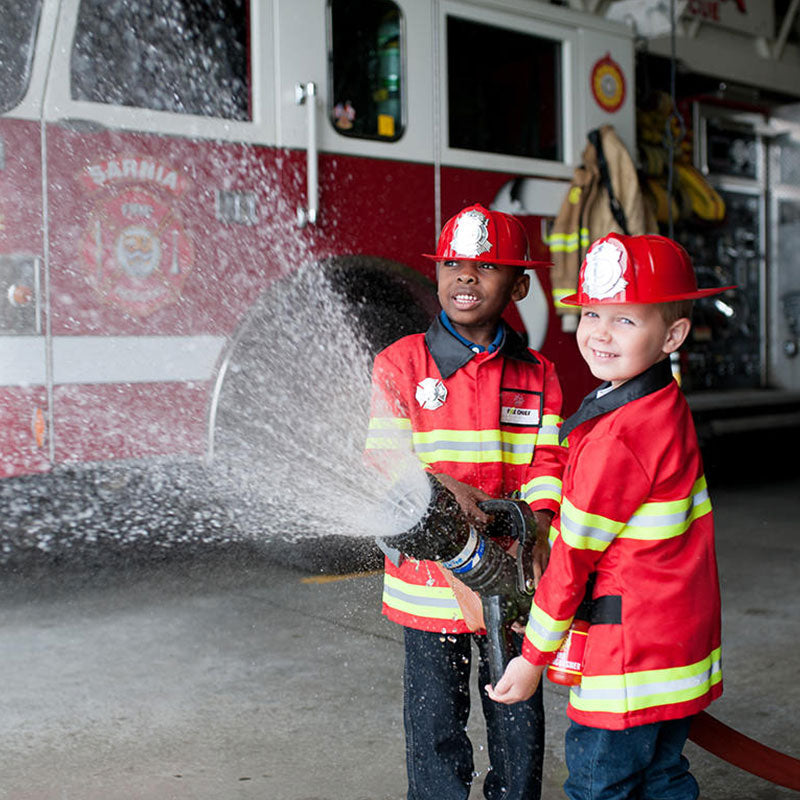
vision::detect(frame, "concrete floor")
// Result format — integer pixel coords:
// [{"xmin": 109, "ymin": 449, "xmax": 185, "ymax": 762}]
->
[{"xmin": 1, "ymin": 459, "xmax": 799, "ymax": 799}]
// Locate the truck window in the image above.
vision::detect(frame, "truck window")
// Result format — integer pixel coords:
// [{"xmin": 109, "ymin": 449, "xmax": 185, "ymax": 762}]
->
[
  {"xmin": 0, "ymin": 0, "xmax": 42, "ymax": 113},
  {"xmin": 447, "ymin": 16, "xmax": 562, "ymax": 162},
  {"xmin": 328, "ymin": 0, "xmax": 404, "ymax": 141},
  {"xmin": 71, "ymin": 0, "xmax": 250, "ymax": 121}
]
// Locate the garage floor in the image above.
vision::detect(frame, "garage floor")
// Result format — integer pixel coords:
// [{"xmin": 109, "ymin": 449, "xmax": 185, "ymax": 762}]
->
[{"xmin": 0, "ymin": 457, "xmax": 798, "ymax": 799}]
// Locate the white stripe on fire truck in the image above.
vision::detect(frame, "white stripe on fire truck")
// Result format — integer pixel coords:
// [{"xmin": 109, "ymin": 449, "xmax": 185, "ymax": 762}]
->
[{"xmin": 0, "ymin": 335, "xmax": 226, "ymax": 385}]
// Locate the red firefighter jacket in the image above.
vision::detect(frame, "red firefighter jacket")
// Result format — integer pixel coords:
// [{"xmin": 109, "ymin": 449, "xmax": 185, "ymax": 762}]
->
[
  {"xmin": 522, "ymin": 358, "xmax": 722, "ymax": 729},
  {"xmin": 366, "ymin": 315, "xmax": 567, "ymax": 633}
]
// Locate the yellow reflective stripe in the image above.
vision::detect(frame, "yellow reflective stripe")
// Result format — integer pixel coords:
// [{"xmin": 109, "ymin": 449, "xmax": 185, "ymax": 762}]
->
[
  {"xmin": 548, "ymin": 523, "xmax": 559, "ymax": 547},
  {"xmin": 413, "ymin": 428, "xmax": 537, "ymax": 465},
  {"xmin": 560, "ymin": 498, "xmax": 625, "ymax": 552},
  {"xmin": 365, "ymin": 416, "xmax": 412, "ymax": 451},
  {"xmin": 525, "ymin": 601, "xmax": 573, "ymax": 653},
  {"xmin": 520, "ymin": 474, "xmax": 563, "ymax": 506},
  {"xmin": 570, "ymin": 647, "xmax": 722, "ymax": 714},
  {"xmin": 382, "ymin": 574, "xmax": 462, "ymax": 620},
  {"xmin": 619, "ymin": 477, "xmax": 711, "ymax": 540},
  {"xmin": 369, "ymin": 416, "xmax": 411, "ymax": 430},
  {"xmin": 548, "ymin": 228, "xmax": 590, "ymax": 253}
]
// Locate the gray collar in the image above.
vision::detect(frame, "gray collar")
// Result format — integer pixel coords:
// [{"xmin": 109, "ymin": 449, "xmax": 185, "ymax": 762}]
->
[{"xmin": 559, "ymin": 358, "xmax": 674, "ymax": 444}]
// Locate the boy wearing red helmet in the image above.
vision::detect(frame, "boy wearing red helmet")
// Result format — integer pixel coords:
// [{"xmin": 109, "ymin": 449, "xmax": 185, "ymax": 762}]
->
[
  {"xmin": 487, "ymin": 233, "xmax": 733, "ymax": 800},
  {"xmin": 366, "ymin": 204, "xmax": 567, "ymax": 799}
]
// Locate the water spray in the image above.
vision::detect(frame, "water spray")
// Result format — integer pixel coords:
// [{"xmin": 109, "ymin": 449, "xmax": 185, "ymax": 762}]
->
[{"xmin": 378, "ymin": 474, "xmax": 538, "ymax": 683}]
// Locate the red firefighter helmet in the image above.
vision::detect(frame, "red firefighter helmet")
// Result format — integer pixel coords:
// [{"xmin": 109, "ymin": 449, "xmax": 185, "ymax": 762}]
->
[
  {"xmin": 561, "ymin": 232, "xmax": 736, "ymax": 306},
  {"xmin": 423, "ymin": 204, "xmax": 551, "ymax": 269}
]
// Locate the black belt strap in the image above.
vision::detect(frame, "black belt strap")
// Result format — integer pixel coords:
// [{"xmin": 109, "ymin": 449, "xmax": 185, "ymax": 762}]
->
[{"xmin": 590, "ymin": 594, "xmax": 622, "ymax": 625}]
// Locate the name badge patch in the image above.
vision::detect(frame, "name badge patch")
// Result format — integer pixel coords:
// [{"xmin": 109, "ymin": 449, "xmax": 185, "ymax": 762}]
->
[{"xmin": 500, "ymin": 388, "xmax": 543, "ymax": 427}]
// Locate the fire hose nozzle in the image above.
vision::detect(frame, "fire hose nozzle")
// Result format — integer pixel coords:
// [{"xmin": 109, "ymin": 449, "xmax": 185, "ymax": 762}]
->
[{"xmin": 376, "ymin": 474, "xmax": 539, "ymax": 682}]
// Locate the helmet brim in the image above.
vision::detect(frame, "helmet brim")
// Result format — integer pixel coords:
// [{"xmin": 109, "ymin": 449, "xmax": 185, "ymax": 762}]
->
[
  {"xmin": 560, "ymin": 284, "xmax": 737, "ymax": 306},
  {"xmin": 422, "ymin": 254, "xmax": 552, "ymax": 270}
]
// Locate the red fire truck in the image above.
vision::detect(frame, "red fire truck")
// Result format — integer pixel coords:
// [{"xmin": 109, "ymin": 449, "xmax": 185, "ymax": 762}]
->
[{"xmin": 0, "ymin": 0, "xmax": 635, "ymax": 488}]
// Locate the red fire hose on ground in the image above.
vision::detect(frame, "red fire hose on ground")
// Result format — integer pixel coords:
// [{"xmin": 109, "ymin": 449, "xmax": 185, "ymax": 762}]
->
[{"xmin": 689, "ymin": 711, "xmax": 800, "ymax": 791}]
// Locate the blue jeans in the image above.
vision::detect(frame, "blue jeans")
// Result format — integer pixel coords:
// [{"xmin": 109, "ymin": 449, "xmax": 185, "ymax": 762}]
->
[
  {"xmin": 403, "ymin": 627, "xmax": 544, "ymax": 800},
  {"xmin": 564, "ymin": 717, "xmax": 699, "ymax": 800}
]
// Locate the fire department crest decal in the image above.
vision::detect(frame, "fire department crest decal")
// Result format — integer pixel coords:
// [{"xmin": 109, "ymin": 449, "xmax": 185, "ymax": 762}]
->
[
  {"xmin": 450, "ymin": 209, "xmax": 492, "ymax": 258},
  {"xmin": 416, "ymin": 377, "xmax": 448, "ymax": 410},
  {"xmin": 79, "ymin": 159, "xmax": 194, "ymax": 317},
  {"xmin": 583, "ymin": 239, "xmax": 628, "ymax": 300}
]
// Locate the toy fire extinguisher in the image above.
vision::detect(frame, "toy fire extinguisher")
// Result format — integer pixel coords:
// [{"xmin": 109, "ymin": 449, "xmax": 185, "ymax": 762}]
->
[{"xmin": 547, "ymin": 579, "xmax": 594, "ymax": 686}]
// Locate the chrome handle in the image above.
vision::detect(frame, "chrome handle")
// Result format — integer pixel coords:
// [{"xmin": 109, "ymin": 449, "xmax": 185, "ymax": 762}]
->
[{"xmin": 295, "ymin": 81, "xmax": 318, "ymax": 228}]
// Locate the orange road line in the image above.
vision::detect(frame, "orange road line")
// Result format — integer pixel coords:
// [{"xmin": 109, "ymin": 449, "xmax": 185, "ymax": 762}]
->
[{"xmin": 300, "ymin": 570, "xmax": 383, "ymax": 584}]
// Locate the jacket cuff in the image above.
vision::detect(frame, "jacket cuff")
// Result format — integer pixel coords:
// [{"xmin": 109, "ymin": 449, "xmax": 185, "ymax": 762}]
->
[
  {"xmin": 522, "ymin": 637, "xmax": 555, "ymax": 666},
  {"xmin": 527, "ymin": 497, "xmax": 560, "ymax": 516}
]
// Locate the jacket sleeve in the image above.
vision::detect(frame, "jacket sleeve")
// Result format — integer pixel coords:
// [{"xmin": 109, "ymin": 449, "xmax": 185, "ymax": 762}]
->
[
  {"xmin": 364, "ymin": 349, "xmax": 418, "ymax": 478},
  {"xmin": 521, "ymin": 434, "xmax": 651, "ymax": 665},
  {"xmin": 517, "ymin": 356, "xmax": 567, "ymax": 515}
]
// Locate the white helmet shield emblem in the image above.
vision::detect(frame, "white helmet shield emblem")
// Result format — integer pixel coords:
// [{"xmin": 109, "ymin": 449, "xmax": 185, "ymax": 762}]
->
[
  {"xmin": 450, "ymin": 210, "xmax": 492, "ymax": 258},
  {"xmin": 583, "ymin": 240, "xmax": 629, "ymax": 300}
]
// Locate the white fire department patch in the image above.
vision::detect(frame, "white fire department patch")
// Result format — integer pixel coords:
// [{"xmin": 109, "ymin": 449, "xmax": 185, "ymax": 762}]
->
[
  {"xmin": 450, "ymin": 209, "xmax": 492, "ymax": 258},
  {"xmin": 582, "ymin": 239, "xmax": 628, "ymax": 300},
  {"xmin": 416, "ymin": 377, "xmax": 448, "ymax": 410}
]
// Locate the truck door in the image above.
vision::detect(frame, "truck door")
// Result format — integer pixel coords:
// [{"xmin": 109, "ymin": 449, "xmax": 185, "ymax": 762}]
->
[
  {"xmin": 0, "ymin": 0, "xmax": 52, "ymax": 477},
  {"xmin": 38, "ymin": 0, "xmax": 273, "ymax": 468}
]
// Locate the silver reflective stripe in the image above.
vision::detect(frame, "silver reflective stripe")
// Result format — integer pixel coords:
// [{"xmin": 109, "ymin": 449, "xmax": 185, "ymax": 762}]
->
[
  {"xmin": 560, "ymin": 513, "xmax": 617, "ymax": 545},
  {"xmin": 413, "ymin": 439, "xmax": 533, "ymax": 454},
  {"xmin": 367, "ymin": 427, "xmax": 412, "ymax": 441},
  {"xmin": 523, "ymin": 480, "xmax": 561, "ymax": 498},
  {"xmin": 525, "ymin": 617, "xmax": 566, "ymax": 644},
  {"xmin": 626, "ymin": 488, "xmax": 710, "ymax": 528},
  {"xmin": 573, "ymin": 661, "xmax": 720, "ymax": 703}
]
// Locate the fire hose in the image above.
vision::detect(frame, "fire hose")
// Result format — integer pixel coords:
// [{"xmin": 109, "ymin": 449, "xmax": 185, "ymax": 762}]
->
[
  {"xmin": 379, "ymin": 474, "xmax": 800, "ymax": 790},
  {"xmin": 688, "ymin": 711, "xmax": 800, "ymax": 790}
]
